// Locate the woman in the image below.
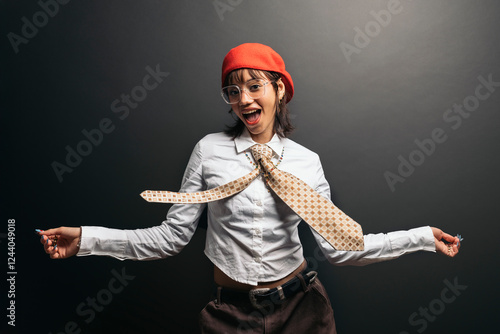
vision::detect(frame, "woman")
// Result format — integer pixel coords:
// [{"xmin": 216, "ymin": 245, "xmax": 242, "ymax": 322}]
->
[{"xmin": 38, "ymin": 43, "xmax": 461, "ymax": 333}]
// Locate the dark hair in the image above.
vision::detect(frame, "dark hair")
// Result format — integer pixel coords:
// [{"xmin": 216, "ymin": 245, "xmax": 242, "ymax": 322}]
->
[{"xmin": 223, "ymin": 68, "xmax": 294, "ymax": 139}]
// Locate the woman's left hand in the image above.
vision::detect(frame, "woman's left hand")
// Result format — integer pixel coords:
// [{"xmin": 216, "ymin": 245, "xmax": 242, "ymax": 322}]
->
[{"xmin": 431, "ymin": 227, "xmax": 461, "ymax": 257}]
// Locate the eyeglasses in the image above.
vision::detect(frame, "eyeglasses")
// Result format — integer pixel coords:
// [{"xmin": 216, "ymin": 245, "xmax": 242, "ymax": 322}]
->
[{"xmin": 221, "ymin": 79, "xmax": 273, "ymax": 104}]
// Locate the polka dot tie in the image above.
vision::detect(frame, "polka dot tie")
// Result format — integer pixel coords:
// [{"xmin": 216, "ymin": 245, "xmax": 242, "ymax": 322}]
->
[{"xmin": 141, "ymin": 144, "xmax": 364, "ymax": 251}]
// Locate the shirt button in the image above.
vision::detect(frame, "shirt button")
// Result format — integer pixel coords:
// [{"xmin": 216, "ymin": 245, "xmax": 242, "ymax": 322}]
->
[
  {"xmin": 255, "ymin": 228, "xmax": 261, "ymax": 235},
  {"xmin": 254, "ymin": 256, "xmax": 262, "ymax": 263},
  {"xmin": 255, "ymin": 200, "xmax": 262, "ymax": 206}
]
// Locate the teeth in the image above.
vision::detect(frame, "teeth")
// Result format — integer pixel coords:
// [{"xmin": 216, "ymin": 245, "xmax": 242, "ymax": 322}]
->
[{"xmin": 243, "ymin": 109, "xmax": 259, "ymax": 115}]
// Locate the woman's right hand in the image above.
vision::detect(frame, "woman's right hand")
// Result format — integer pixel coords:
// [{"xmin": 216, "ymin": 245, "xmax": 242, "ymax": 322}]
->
[{"xmin": 37, "ymin": 227, "xmax": 81, "ymax": 259}]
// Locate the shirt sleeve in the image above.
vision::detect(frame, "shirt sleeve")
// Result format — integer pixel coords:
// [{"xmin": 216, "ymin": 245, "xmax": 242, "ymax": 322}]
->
[
  {"xmin": 77, "ymin": 141, "xmax": 207, "ymax": 261},
  {"xmin": 311, "ymin": 155, "xmax": 436, "ymax": 266}
]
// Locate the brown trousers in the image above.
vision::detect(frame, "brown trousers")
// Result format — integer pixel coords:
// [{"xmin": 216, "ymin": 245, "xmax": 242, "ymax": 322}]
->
[{"xmin": 199, "ymin": 277, "xmax": 337, "ymax": 334}]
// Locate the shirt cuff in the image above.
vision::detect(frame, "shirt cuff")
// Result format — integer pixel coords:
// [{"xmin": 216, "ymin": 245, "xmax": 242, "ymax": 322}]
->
[
  {"xmin": 388, "ymin": 226, "xmax": 436, "ymax": 254},
  {"xmin": 76, "ymin": 226, "xmax": 128, "ymax": 260}
]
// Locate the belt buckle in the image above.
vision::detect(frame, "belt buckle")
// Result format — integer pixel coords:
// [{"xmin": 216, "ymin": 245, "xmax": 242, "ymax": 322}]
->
[{"xmin": 249, "ymin": 288, "xmax": 270, "ymax": 309}]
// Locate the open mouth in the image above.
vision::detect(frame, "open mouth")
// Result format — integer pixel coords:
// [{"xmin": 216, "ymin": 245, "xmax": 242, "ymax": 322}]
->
[{"xmin": 242, "ymin": 109, "xmax": 261, "ymax": 125}]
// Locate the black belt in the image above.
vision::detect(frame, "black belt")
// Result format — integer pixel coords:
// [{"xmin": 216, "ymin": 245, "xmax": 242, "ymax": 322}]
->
[{"xmin": 216, "ymin": 270, "xmax": 317, "ymax": 309}]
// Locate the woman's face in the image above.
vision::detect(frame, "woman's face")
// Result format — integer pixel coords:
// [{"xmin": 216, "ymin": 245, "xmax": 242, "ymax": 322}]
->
[{"xmin": 230, "ymin": 69, "xmax": 285, "ymax": 144}]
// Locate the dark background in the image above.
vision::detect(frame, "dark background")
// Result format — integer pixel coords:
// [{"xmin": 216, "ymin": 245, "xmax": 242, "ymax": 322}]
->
[{"xmin": 2, "ymin": 1, "xmax": 499, "ymax": 333}]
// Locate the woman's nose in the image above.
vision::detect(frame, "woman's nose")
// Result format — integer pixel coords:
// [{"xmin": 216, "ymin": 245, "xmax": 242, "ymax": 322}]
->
[{"xmin": 239, "ymin": 89, "xmax": 254, "ymax": 104}]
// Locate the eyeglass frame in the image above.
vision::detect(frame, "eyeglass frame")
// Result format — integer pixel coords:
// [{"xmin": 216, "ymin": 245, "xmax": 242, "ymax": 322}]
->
[{"xmin": 221, "ymin": 79, "xmax": 275, "ymax": 104}]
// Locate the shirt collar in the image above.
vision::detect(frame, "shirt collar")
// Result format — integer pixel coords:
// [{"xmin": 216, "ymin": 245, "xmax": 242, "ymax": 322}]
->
[{"xmin": 234, "ymin": 128, "xmax": 285, "ymax": 157}]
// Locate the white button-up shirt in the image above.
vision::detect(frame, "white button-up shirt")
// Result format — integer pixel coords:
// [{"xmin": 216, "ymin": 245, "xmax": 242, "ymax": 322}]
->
[{"xmin": 78, "ymin": 130, "xmax": 435, "ymax": 285}]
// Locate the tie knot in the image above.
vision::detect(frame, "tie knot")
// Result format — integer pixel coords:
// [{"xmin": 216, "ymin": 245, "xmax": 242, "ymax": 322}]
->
[{"xmin": 251, "ymin": 144, "xmax": 273, "ymax": 162}]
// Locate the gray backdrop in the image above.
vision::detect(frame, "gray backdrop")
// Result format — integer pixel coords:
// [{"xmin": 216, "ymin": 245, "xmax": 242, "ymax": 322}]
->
[{"xmin": 2, "ymin": 1, "xmax": 499, "ymax": 333}]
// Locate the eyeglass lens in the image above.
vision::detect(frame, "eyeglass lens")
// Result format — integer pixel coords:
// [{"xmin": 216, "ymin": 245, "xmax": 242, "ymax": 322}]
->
[{"xmin": 222, "ymin": 79, "xmax": 268, "ymax": 104}]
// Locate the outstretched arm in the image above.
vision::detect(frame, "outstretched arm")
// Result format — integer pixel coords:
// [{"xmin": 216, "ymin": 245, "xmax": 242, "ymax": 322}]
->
[
  {"xmin": 35, "ymin": 139, "xmax": 208, "ymax": 261},
  {"xmin": 312, "ymin": 225, "xmax": 462, "ymax": 266},
  {"xmin": 312, "ymin": 157, "xmax": 462, "ymax": 265},
  {"xmin": 37, "ymin": 227, "xmax": 81, "ymax": 259}
]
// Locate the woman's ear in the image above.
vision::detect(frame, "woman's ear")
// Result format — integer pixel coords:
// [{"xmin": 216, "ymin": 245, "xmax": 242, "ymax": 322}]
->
[{"xmin": 276, "ymin": 78, "xmax": 285, "ymax": 101}]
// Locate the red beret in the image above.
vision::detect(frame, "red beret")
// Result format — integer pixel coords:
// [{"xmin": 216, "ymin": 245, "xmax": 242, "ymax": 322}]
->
[{"xmin": 221, "ymin": 43, "xmax": 294, "ymax": 102}]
